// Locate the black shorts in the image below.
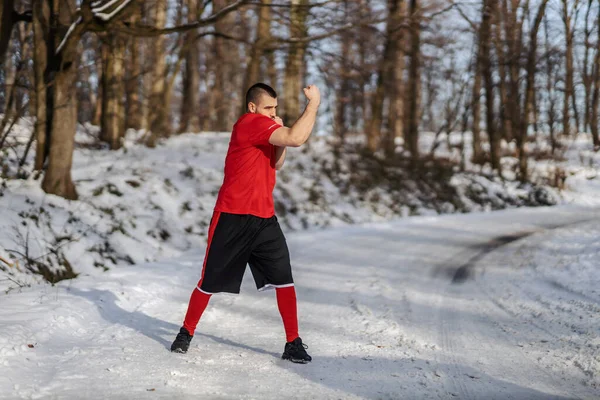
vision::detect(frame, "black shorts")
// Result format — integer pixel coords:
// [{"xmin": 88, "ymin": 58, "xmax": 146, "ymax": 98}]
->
[{"xmin": 196, "ymin": 211, "xmax": 293, "ymax": 294}]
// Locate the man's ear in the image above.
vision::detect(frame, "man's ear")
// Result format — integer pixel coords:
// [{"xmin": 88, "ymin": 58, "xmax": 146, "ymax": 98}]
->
[{"xmin": 248, "ymin": 102, "xmax": 257, "ymax": 113}]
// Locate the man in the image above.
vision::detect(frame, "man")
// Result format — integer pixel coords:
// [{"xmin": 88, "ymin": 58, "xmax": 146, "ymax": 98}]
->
[{"xmin": 170, "ymin": 82, "xmax": 320, "ymax": 364}]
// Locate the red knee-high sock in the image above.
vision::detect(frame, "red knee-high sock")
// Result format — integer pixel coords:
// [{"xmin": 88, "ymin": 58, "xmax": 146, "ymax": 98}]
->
[
  {"xmin": 182, "ymin": 288, "xmax": 211, "ymax": 336},
  {"xmin": 276, "ymin": 286, "xmax": 299, "ymax": 343}
]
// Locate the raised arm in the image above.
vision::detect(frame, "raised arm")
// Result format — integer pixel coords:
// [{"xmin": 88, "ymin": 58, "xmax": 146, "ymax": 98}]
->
[{"xmin": 268, "ymin": 85, "xmax": 320, "ymax": 148}]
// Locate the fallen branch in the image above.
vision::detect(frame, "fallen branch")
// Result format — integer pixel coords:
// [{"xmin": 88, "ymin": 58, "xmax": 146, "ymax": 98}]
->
[{"xmin": 0, "ymin": 256, "xmax": 13, "ymax": 268}]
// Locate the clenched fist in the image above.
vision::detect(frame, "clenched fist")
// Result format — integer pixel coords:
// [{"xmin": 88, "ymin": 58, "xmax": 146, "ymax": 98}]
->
[
  {"xmin": 303, "ymin": 85, "xmax": 321, "ymax": 107},
  {"xmin": 273, "ymin": 116, "xmax": 284, "ymax": 126}
]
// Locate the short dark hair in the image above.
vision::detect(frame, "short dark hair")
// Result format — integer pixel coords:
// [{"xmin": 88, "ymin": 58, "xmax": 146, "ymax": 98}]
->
[{"xmin": 245, "ymin": 83, "xmax": 277, "ymax": 111}]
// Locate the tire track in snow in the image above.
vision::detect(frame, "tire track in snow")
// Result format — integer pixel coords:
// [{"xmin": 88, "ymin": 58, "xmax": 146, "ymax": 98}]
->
[{"xmin": 433, "ymin": 219, "xmax": 600, "ymax": 400}]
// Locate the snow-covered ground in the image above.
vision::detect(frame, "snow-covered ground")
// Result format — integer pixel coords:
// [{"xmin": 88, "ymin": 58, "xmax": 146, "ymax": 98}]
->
[
  {"xmin": 1, "ymin": 205, "xmax": 599, "ymax": 399},
  {"xmin": 0, "ymin": 121, "xmax": 599, "ymax": 398}
]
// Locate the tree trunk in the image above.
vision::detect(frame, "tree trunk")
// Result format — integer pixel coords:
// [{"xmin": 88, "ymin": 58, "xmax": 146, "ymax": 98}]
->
[
  {"xmin": 471, "ymin": 28, "xmax": 484, "ymax": 163},
  {"xmin": 266, "ymin": 49, "xmax": 277, "ymax": 90},
  {"xmin": 32, "ymin": 0, "xmax": 49, "ymax": 171},
  {"xmin": 206, "ymin": 0, "xmax": 231, "ymax": 131},
  {"xmin": 387, "ymin": 2, "xmax": 406, "ymax": 150},
  {"xmin": 14, "ymin": 23, "xmax": 29, "ymax": 113},
  {"xmin": 505, "ymin": 0, "xmax": 522, "ymax": 147},
  {"xmin": 126, "ymin": 5, "xmax": 142, "ymax": 130},
  {"xmin": 92, "ymin": 67, "xmax": 102, "ymax": 126},
  {"xmin": 335, "ymin": 0, "xmax": 352, "ymax": 143},
  {"xmin": 561, "ymin": 0, "xmax": 575, "ymax": 136},
  {"xmin": 358, "ymin": 20, "xmax": 369, "ymax": 132},
  {"xmin": 518, "ymin": 0, "xmax": 549, "ymax": 182},
  {"xmin": 543, "ymin": 13, "xmax": 558, "ymax": 154},
  {"xmin": 0, "ymin": 0, "xmax": 15, "ymax": 64},
  {"xmin": 139, "ymin": 34, "xmax": 150, "ymax": 131},
  {"xmin": 77, "ymin": 38, "xmax": 94, "ymax": 123},
  {"xmin": 368, "ymin": 0, "xmax": 402, "ymax": 154},
  {"xmin": 91, "ymin": 41, "xmax": 104, "ymax": 126},
  {"xmin": 405, "ymin": 0, "xmax": 421, "ymax": 162},
  {"xmin": 494, "ymin": 7, "xmax": 511, "ymax": 143},
  {"xmin": 101, "ymin": 33, "xmax": 126, "ymax": 149},
  {"xmin": 590, "ymin": 6, "xmax": 600, "ymax": 148},
  {"xmin": 42, "ymin": 62, "xmax": 78, "ymax": 199},
  {"xmin": 282, "ymin": 0, "xmax": 309, "ymax": 124},
  {"xmin": 4, "ymin": 38, "xmax": 16, "ymax": 116},
  {"xmin": 582, "ymin": 0, "xmax": 593, "ymax": 134},
  {"xmin": 178, "ymin": 0, "xmax": 202, "ymax": 133},
  {"xmin": 241, "ymin": 0, "xmax": 272, "ymax": 116},
  {"xmin": 147, "ymin": 0, "xmax": 168, "ymax": 146},
  {"xmin": 41, "ymin": 0, "xmax": 82, "ymax": 199},
  {"xmin": 481, "ymin": 0, "xmax": 501, "ymax": 173}
]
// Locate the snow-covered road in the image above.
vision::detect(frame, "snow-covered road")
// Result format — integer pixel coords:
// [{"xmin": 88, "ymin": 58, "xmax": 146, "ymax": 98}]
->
[{"xmin": 1, "ymin": 206, "xmax": 599, "ymax": 399}]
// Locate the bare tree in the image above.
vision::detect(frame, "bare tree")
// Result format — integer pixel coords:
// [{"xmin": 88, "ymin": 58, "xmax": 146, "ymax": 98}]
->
[
  {"xmin": 334, "ymin": 0, "xmax": 353, "ymax": 142},
  {"xmin": 241, "ymin": 0, "xmax": 272, "ymax": 116},
  {"xmin": 0, "ymin": 0, "xmax": 31, "ymax": 64},
  {"xmin": 480, "ymin": 0, "xmax": 501, "ymax": 174},
  {"xmin": 41, "ymin": 0, "xmax": 83, "ymax": 199},
  {"xmin": 471, "ymin": 31, "xmax": 484, "ymax": 163},
  {"xmin": 405, "ymin": 0, "xmax": 421, "ymax": 162},
  {"xmin": 35, "ymin": 0, "xmax": 138, "ymax": 197},
  {"xmin": 493, "ymin": 3, "xmax": 511, "ymax": 143},
  {"xmin": 146, "ymin": 0, "xmax": 169, "ymax": 146},
  {"xmin": 282, "ymin": 0, "xmax": 309, "ymax": 125},
  {"xmin": 543, "ymin": 12, "xmax": 559, "ymax": 154},
  {"xmin": 32, "ymin": 0, "xmax": 48, "ymax": 171},
  {"xmin": 386, "ymin": 0, "xmax": 407, "ymax": 156},
  {"xmin": 100, "ymin": 32, "xmax": 126, "ymax": 149},
  {"xmin": 367, "ymin": 0, "xmax": 404, "ymax": 153},
  {"xmin": 125, "ymin": 4, "xmax": 142, "ymax": 130},
  {"xmin": 590, "ymin": 4, "xmax": 600, "ymax": 148},
  {"xmin": 516, "ymin": 0, "xmax": 549, "ymax": 181},
  {"xmin": 178, "ymin": 0, "xmax": 204, "ymax": 133},
  {"xmin": 561, "ymin": 0, "xmax": 580, "ymax": 136}
]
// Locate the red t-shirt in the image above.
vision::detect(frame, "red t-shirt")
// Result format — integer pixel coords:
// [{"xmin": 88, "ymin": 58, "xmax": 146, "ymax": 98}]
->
[{"xmin": 214, "ymin": 113, "xmax": 282, "ymax": 218}]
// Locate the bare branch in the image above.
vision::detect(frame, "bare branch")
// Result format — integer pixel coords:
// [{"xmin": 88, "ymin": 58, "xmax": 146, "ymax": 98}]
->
[{"xmin": 112, "ymin": 0, "xmax": 248, "ymax": 37}]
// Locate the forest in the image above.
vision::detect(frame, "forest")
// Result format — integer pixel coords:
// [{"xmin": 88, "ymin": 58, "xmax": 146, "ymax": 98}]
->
[{"xmin": 0, "ymin": 0, "xmax": 599, "ymax": 200}]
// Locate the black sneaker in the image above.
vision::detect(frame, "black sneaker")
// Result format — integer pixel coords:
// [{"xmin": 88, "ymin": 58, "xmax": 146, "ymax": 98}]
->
[
  {"xmin": 170, "ymin": 327, "xmax": 193, "ymax": 353},
  {"xmin": 282, "ymin": 337, "xmax": 312, "ymax": 364}
]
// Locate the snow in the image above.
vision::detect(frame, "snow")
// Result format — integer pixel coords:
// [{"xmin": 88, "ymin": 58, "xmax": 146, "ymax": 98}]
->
[
  {"xmin": 476, "ymin": 220, "xmax": 600, "ymax": 389},
  {"xmin": 1, "ymin": 206, "xmax": 599, "ymax": 399},
  {"xmin": 0, "ymin": 122, "xmax": 599, "ymax": 398}
]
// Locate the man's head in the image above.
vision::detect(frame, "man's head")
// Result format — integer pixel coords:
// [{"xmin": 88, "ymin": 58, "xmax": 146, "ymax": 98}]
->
[{"xmin": 245, "ymin": 83, "xmax": 278, "ymax": 118}]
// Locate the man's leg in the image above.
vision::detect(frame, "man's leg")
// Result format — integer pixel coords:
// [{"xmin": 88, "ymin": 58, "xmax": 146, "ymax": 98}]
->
[
  {"xmin": 275, "ymin": 284, "xmax": 311, "ymax": 363},
  {"xmin": 276, "ymin": 286, "xmax": 298, "ymax": 343},
  {"xmin": 172, "ymin": 286, "xmax": 211, "ymax": 353},
  {"xmin": 172, "ymin": 211, "xmax": 222, "ymax": 353},
  {"xmin": 249, "ymin": 217, "xmax": 311, "ymax": 363},
  {"xmin": 172, "ymin": 212, "xmax": 256, "ymax": 353},
  {"xmin": 182, "ymin": 287, "xmax": 211, "ymax": 336}
]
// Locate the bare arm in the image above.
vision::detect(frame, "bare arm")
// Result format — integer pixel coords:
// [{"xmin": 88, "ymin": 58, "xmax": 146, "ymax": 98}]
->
[
  {"xmin": 274, "ymin": 146, "xmax": 287, "ymax": 170},
  {"xmin": 271, "ymin": 116, "xmax": 287, "ymax": 170},
  {"xmin": 269, "ymin": 85, "xmax": 320, "ymax": 148}
]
